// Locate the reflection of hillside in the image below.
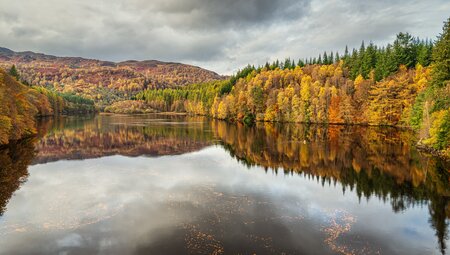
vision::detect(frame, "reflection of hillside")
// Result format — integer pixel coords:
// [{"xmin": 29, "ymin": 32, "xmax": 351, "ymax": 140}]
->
[
  {"xmin": 0, "ymin": 139, "xmax": 36, "ymax": 215},
  {"xmin": 211, "ymin": 121, "xmax": 450, "ymax": 254},
  {"xmin": 33, "ymin": 115, "xmax": 213, "ymax": 164},
  {"xmin": 212, "ymin": 121, "xmax": 446, "ymax": 191}
]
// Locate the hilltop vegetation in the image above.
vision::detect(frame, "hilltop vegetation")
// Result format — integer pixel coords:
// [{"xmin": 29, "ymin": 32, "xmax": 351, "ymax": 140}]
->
[{"xmin": 0, "ymin": 49, "xmax": 223, "ymax": 109}]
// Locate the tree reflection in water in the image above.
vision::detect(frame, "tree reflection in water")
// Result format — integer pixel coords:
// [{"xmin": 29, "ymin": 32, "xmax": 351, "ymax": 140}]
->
[
  {"xmin": 0, "ymin": 114, "xmax": 448, "ymax": 253},
  {"xmin": 211, "ymin": 120, "xmax": 449, "ymax": 254},
  {"xmin": 0, "ymin": 138, "xmax": 36, "ymax": 216}
]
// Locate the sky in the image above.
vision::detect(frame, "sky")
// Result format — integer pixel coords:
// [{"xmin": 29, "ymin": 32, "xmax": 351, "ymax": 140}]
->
[{"xmin": 0, "ymin": 0, "xmax": 449, "ymax": 75}]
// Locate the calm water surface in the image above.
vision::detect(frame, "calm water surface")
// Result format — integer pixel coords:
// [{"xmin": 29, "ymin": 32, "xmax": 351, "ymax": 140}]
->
[{"xmin": 0, "ymin": 114, "xmax": 448, "ymax": 255}]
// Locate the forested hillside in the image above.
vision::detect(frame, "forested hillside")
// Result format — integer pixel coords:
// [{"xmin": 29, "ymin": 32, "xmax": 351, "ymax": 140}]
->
[
  {"xmin": 0, "ymin": 69, "xmax": 95, "ymax": 144},
  {"xmin": 135, "ymin": 18, "xmax": 450, "ymax": 157},
  {"xmin": 0, "ymin": 48, "xmax": 223, "ymax": 108}
]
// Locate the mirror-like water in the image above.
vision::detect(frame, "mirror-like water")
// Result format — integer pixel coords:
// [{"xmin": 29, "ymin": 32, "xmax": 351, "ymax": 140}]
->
[{"xmin": 0, "ymin": 114, "xmax": 448, "ymax": 255}]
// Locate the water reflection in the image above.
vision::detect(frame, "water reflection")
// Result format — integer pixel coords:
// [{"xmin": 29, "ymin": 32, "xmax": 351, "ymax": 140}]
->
[
  {"xmin": 211, "ymin": 121, "xmax": 450, "ymax": 254},
  {"xmin": 0, "ymin": 138, "xmax": 36, "ymax": 216},
  {"xmin": 33, "ymin": 114, "xmax": 213, "ymax": 164},
  {"xmin": 0, "ymin": 114, "xmax": 448, "ymax": 254}
]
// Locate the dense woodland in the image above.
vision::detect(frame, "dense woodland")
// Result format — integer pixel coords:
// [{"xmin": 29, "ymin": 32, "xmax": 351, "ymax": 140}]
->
[
  {"xmin": 136, "ymin": 18, "xmax": 450, "ymax": 157},
  {"xmin": 0, "ymin": 48, "xmax": 223, "ymax": 109},
  {"xmin": 0, "ymin": 68, "xmax": 95, "ymax": 144}
]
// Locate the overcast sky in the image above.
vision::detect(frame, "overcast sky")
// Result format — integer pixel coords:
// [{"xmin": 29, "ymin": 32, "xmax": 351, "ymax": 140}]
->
[{"xmin": 0, "ymin": 0, "xmax": 449, "ymax": 74}]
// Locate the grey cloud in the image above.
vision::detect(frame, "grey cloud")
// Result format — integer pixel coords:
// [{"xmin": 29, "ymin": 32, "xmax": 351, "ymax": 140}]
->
[
  {"xmin": 0, "ymin": 0, "xmax": 448, "ymax": 74},
  {"xmin": 129, "ymin": 0, "xmax": 311, "ymax": 30},
  {"xmin": 11, "ymin": 26, "xmax": 40, "ymax": 38},
  {"xmin": 0, "ymin": 11, "xmax": 18, "ymax": 23}
]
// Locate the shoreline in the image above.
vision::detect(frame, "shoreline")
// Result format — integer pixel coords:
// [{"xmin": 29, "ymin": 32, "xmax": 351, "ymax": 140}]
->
[
  {"xmin": 2, "ymin": 111, "xmax": 448, "ymax": 162},
  {"xmin": 98, "ymin": 111, "xmax": 450, "ymax": 161}
]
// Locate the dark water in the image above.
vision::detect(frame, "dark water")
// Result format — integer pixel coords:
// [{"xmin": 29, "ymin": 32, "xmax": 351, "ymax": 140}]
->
[{"xmin": 0, "ymin": 114, "xmax": 448, "ymax": 255}]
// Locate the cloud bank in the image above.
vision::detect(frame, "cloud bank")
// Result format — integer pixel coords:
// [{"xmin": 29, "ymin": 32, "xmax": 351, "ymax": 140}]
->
[{"xmin": 0, "ymin": 0, "xmax": 449, "ymax": 74}]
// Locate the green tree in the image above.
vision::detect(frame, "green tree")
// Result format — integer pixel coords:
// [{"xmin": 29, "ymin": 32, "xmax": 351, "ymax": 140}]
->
[
  {"xmin": 393, "ymin": 32, "xmax": 416, "ymax": 68},
  {"xmin": 431, "ymin": 17, "xmax": 450, "ymax": 88},
  {"xmin": 361, "ymin": 42, "xmax": 377, "ymax": 78},
  {"xmin": 8, "ymin": 65, "xmax": 20, "ymax": 81},
  {"xmin": 417, "ymin": 39, "xmax": 433, "ymax": 66},
  {"xmin": 323, "ymin": 51, "xmax": 328, "ymax": 65}
]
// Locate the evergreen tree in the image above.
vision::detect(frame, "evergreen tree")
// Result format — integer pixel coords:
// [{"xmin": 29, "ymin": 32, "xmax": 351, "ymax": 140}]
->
[
  {"xmin": 385, "ymin": 44, "xmax": 398, "ymax": 77},
  {"xmin": 393, "ymin": 32, "xmax": 416, "ymax": 68},
  {"xmin": 335, "ymin": 52, "xmax": 340, "ymax": 62},
  {"xmin": 431, "ymin": 17, "xmax": 450, "ymax": 88},
  {"xmin": 323, "ymin": 51, "xmax": 328, "ymax": 64},
  {"xmin": 361, "ymin": 42, "xmax": 377, "ymax": 78},
  {"xmin": 284, "ymin": 58, "xmax": 291, "ymax": 69},
  {"xmin": 374, "ymin": 47, "xmax": 386, "ymax": 81},
  {"xmin": 349, "ymin": 48, "xmax": 359, "ymax": 79},
  {"xmin": 344, "ymin": 45, "xmax": 349, "ymax": 59},
  {"xmin": 359, "ymin": 41, "xmax": 366, "ymax": 55},
  {"xmin": 8, "ymin": 65, "xmax": 20, "ymax": 81},
  {"xmin": 417, "ymin": 40, "xmax": 432, "ymax": 66}
]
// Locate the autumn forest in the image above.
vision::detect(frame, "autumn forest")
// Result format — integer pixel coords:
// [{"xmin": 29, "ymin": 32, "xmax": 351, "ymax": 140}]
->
[{"xmin": 0, "ymin": 0, "xmax": 449, "ymax": 253}]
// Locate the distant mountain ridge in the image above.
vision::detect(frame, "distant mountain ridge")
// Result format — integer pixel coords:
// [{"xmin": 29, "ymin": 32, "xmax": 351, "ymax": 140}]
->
[
  {"xmin": 0, "ymin": 47, "xmax": 216, "ymax": 69},
  {"xmin": 0, "ymin": 47, "xmax": 223, "ymax": 108}
]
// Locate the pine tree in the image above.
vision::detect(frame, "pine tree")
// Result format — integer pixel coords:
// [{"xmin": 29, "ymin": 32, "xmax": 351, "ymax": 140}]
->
[
  {"xmin": 393, "ymin": 32, "xmax": 416, "ymax": 68},
  {"xmin": 359, "ymin": 41, "xmax": 366, "ymax": 55},
  {"xmin": 349, "ymin": 48, "xmax": 359, "ymax": 79},
  {"xmin": 284, "ymin": 58, "xmax": 291, "ymax": 70},
  {"xmin": 361, "ymin": 42, "xmax": 377, "ymax": 78},
  {"xmin": 8, "ymin": 65, "xmax": 20, "ymax": 81},
  {"xmin": 323, "ymin": 51, "xmax": 328, "ymax": 65},
  {"xmin": 431, "ymin": 17, "xmax": 450, "ymax": 88},
  {"xmin": 385, "ymin": 44, "xmax": 398, "ymax": 77},
  {"xmin": 417, "ymin": 40, "xmax": 432, "ymax": 66}
]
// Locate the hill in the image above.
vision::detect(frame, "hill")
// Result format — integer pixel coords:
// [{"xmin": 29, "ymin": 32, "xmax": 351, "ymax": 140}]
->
[{"xmin": 0, "ymin": 48, "xmax": 223, "ymax": 108}]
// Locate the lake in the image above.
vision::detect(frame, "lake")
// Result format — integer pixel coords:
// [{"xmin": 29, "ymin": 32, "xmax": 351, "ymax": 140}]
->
[{"xmin": 0, "ymin": 114, "xmax": 448, "ymax": 255}]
